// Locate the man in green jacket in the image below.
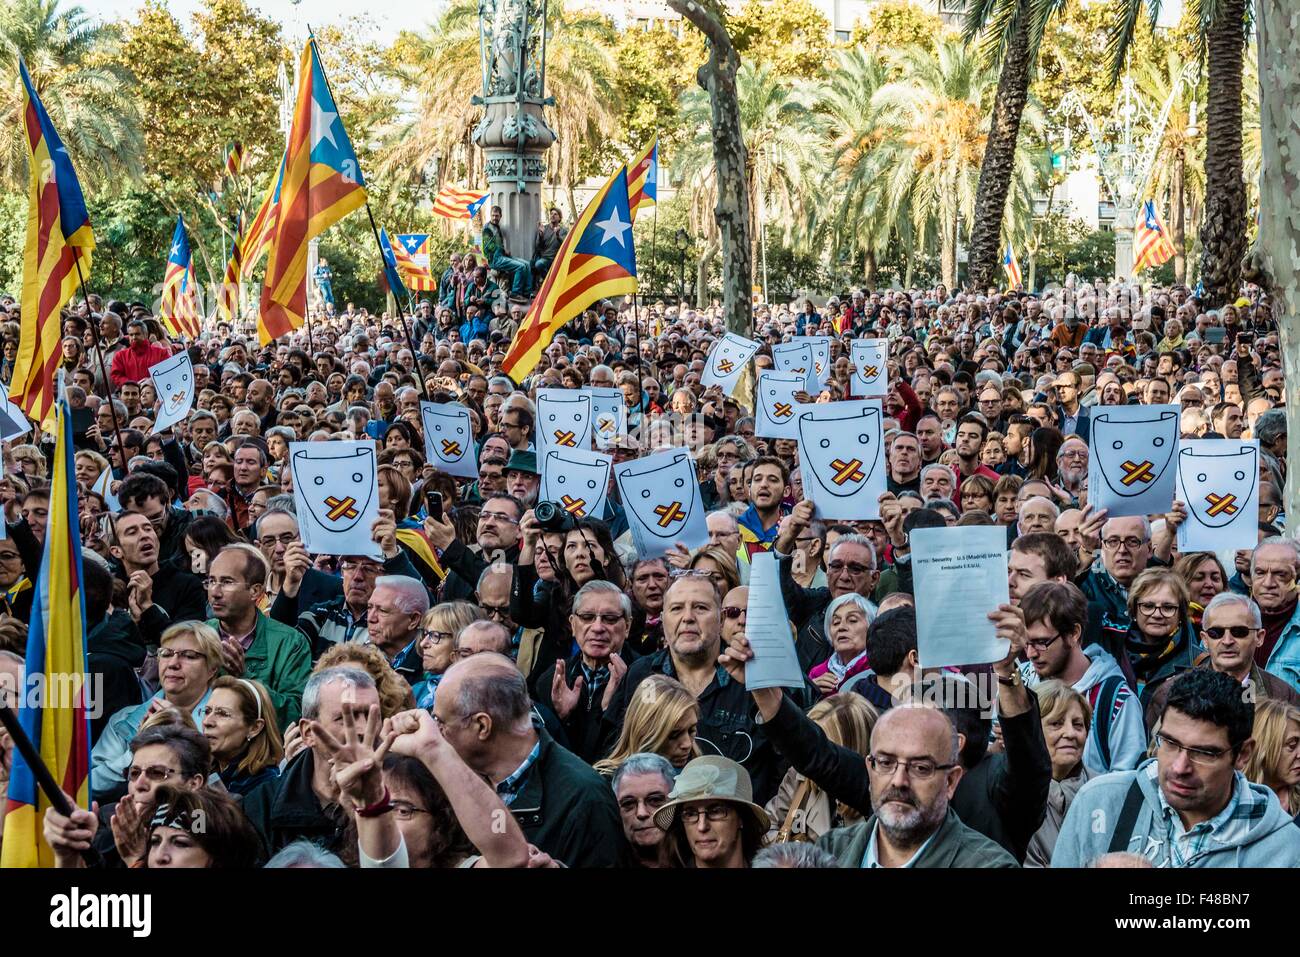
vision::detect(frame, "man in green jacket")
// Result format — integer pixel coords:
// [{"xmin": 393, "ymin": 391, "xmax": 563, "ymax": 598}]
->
[
  {"xmin": 817, "ymin": 706, "xmax": 1017, "ymax": 868},
  {"xmin": 206, "ymin": 543, "xmax": 311, "ymax": 727}
]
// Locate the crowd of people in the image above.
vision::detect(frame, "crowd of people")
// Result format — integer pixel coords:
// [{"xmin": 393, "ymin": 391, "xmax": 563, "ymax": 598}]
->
[{"xmin": 0, "ymin": 265, "xmax": 1297, "ymax": 870}]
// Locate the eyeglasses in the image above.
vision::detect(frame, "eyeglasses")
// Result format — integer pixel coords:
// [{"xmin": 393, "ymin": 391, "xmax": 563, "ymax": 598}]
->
[
  {"xmin": 1101, "ymin": 536, "xmax": 1147, "ymax": 551},
  {"xmin": 480, "ymin": 511, "xmax": 520, "ymax": 525},
  {"xmin": 827, "ymin": 560, "xmax": 872, "ymax": 576},
  {"xmin": 1137, "ymin": 601, "xmax": 1180, "ymax": 618},
  {"xmin": 391, "ymin": 801, "xmax": 430, "ymax": 821},
  {"xmin": 1154, "ymin": 732, "xmax": 1230, "ymax": 766},
  {"xmin": 127, "ymin": 765, "xmax": 177, "ymax": 783},
  {"xmin": 722, "ymin": 605, "xmax": 746, "ymax": 620},
  {"xmin": 479, "ymin": 603, "xmax": 510, "ymax": 621},
  {"xmin": 341, "ymin": 561, "xmax": 382, "ymax": 575},
  {"xmin": 1204, "ymin": 625, "xmax": 1255, "ymax": 640},
  {"xmin": 679, "ymin": 803, "xmax": 736, "ymax": 824},
  {"xmin": 422, "ymin": 630, "xmax": 452, "ymax": 644},
  {"xmin": 867, "ymin": 754, "xmax": 956, "ymax": 780},
  {"xmin": 158, "ymin": 648, "xmax": 207, "ymax": 662},
  {"xmin": 574, "ymin": 611, "xmax": 625, "ymax": 626},
  {"xmin": 1024, "ymin": 633, "xmax": 1062, "ymax": 652},
  {"xmin": 259, "ymin": 533, "xmax": 298, "ymax": 548},
  {"xmin": 618, "ymin": 794, "xmax": 668, "ymax": 814},
  {"xmin": 204, "ymin": 576, "xmax": 246, "ymax": 591}
]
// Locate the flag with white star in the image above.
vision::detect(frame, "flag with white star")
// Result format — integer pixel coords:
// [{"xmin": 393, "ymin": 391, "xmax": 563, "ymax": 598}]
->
[
  {"xmin": 160, "ymin": 214, "xmax": 200, "ymax": 339},
  {"xmin": 258, "ymin": 36, "xmax": 368, "ymax": 345},
  {"xmin": 626, "ymin": 136, "xmax": 658, "ymax": 223},
  {"xmin": 500, "ymin": 167, "xmax": 638, "ymax": 380}
]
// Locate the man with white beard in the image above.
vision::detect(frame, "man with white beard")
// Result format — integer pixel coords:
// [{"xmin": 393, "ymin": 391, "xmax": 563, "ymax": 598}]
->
[{"xmin": 1055, "ymin": 436, "xmax": 1089, "ymax": 499}]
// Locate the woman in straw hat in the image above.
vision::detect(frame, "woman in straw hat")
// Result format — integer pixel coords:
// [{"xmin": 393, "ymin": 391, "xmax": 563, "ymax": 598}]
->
[{"xmin": 653, "ymin": 755, "xmax": 769, "ymax": 868}]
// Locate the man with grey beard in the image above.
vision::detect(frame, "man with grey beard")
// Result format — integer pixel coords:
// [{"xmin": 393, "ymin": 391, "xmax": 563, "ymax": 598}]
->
[
  {"xmin": 1056, "ymin": 436, "xmax": 1089, "ymax": 498},
  {"xmin": 816, "ymin": 706, "xmax": 1017, "ymax": 867}
]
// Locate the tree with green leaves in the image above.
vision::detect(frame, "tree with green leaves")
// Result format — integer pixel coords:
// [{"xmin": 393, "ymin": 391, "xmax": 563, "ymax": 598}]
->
[
  {"xmin": 0, "ymin": 0, "xmax": 142, "ymax": 194},
  {"xmin": 730, "ymin": 0, "xmax": 831, "ymax": 79},
  {"xmin": 849, "ymin": 0, "xmax": 949, "ymax": 56}
]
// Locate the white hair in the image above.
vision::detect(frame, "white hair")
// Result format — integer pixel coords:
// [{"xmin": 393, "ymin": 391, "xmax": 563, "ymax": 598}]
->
[{"xmin": 374, "ymin": 575, "xmax": 430, "ymax": 617}]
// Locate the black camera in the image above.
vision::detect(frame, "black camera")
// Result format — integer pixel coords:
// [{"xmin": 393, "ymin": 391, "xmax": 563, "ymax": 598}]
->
[{"xmin": 533, "ymin": 500, "xmax": 576, "ymax": 534}]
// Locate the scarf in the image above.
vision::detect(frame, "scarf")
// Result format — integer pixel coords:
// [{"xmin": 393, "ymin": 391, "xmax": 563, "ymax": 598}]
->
[
  {"xmin": 1259, "ymin": 600, "xmax": 1296, "ymax": 667},
  {"xmin": 1126, "ymin": 626, "xmax": 1186, "ymax": 682},
  {"xmin": 826, "ymin": 648, "xmax": 868, "ymax": 682}
]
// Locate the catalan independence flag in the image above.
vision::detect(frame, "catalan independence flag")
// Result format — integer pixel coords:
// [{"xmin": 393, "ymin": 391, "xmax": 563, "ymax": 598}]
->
[
  {"xmin": 258, "ymin": 36, "xmax": 367, "ymax": 345},
  {"xmin": 626, "ymin": 136, "xmax": 658, "ymax": 223},
  {"xmin": 160, "ymin": 215, "xmax": 201, "ymax": 339},
  {"xmin": 501, "ymin": 167, "xmax": 637, "ymax": 380},
  {"xmin": 10, "ymin": 60, "xmax": 95, "ymax": 433},
  {"xmin": 378, "ymin": 228, "xmax": 409, "ymax": 300},
  {"xmin": 1134, "ymin": 199, "xmax": 1177, "ymax": 272},
  {"xmin": 224, "ymin": 141, "xmax": 245, "ymax": 180},
  {"xmin": 392, "ymin": 233, "xmax": 438, "ymax": 291},
  {"xmin": 431, "ymin": 184, "xmax": 489, "ymax": 221},
  {"xmin": 1, "ymin": 400, "xmax": 91, "ymax": 868},
  {"xmin": 1002, "ymin": 244, "xmax": 1023, "ymax": 290},
  {"xmin": 217, "ymin": 214, "xmax": 246, "ymax": 323},
  {"xmin": 242, "ymin": 154, "xmax": 284, "ymax": 279}
]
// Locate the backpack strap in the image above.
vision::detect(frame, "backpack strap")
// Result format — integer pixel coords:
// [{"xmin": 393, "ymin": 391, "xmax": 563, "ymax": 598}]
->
[
  {"xmin": 1107, "ymin": 778, "xmax": 1146, "ymax": 854},
  {"xmin": 1088, "ymin": 675, "xmax": 1125, "ymax": 771}
]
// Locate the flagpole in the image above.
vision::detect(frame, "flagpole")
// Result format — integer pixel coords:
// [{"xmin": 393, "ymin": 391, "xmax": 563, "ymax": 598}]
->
[
  {"xmin": 632, "ymin": 293, "xmax": 646, "ymax": 460},
  {"xmin": 72, "ymin": 259, "xmax": 126, "ymax": 470}
]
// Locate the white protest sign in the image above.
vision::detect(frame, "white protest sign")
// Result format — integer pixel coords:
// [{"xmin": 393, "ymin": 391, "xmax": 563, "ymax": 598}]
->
[
  {"xmin": 93, "ymin": 468, "xmax": 120, "ymax": 511},
  {"xmin": 0, "ymin": 382, "xmax": 32, "ymax": 442},
  {"xmin": 420, "ymin": 402, "xmax": 478, "ymax": 479},
  {"xmin": 796, "ymin": 400, "xmax": 885, "ymax": 520},
  {"xmin": 1177, "ymin": 440, "xmax": 1260, "ymax": 552},
  {"xmin": 912, "ymin": 524, "xmax": 1011, "ymax": 669},
  {"xmin": 149, "ymin": 350, "xmax": 195, "ymax": 434},
  {"xmin": 744, "ymin": 553, "xmax": 805, "ymax": 690},
  {"xmin": 289, "ymin": 441, "xmax": 382, "ymax": 559},
  {"xmin": 1087, "ymin": 406, "xmax": 1179, "ymax": 517},
  {"xmin": 701, "ymin": 332, "xmax": 760, "ymax": 396},
  {"xmin": 754, "ymin": 370, "xmax": 805, "ymax": 439},
  {"xmin": 790, "ymin": 335, "xmax": 832, "ymax": 386},
  {"xmin": 537, "ymin": 389, "xmax": 593, "ymax": 456},
  {"xmin": 850, "ymin": 338, "xmax": 889, "ymax": 397},
  {"xmin": 541, "ymin": 448, "xmax": 612, "ymax": 520},
  {"xmin": 770, "ymin": 341, "xmax": 818, "ymax": 394},
  {"xmin": 615, "ymin": 449, "xmax": 709, "ymax": 559},
  {"xmin": 587, "ymin": 387, "xmax": 626, "ymax": 450}
]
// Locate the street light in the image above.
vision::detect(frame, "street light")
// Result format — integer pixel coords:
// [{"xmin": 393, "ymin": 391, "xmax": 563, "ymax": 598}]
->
[{"xmin": 674, "ymin": 228, "xmax": 689, "ymax": 303}]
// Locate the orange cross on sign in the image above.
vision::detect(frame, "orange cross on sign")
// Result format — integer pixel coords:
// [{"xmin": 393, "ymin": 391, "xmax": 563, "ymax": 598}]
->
[
  {"xmin": 717, "ymin": 359, "xmax": 734, "ymax": 374},
  {"xmin": 653, "ymin": 501, "xmax": 686, "ymax": 527},
  {"xmin": 1120, "ymin": 459, "xmax": 1156, "ymax": 486},
  {"xmin": 1205, "ymin": 492, "xmax": 1239, "ymax": 517},
  {"xmin": 171, "ymin": 390, "xmax": 187, "ymax": 404},
  {"xmin": 441, "ymin": 439, "xmax": 462, "ymax": 457},
  {"xmin": 863, "ymin": 365, "xmax": 879, "ymax": 379},
  {"xmin": 324, "ymin": 495, "xmax": 359, "ymax": 521},
  {"xmin": 554, "ymin": 430, "xmax": 577, "ymax": 447},
  {"xmin": 792, "ymin": 367, "xmax": 806, "ymax": 374},
  {"xmin": 561, "ymin": 494, "xmax": 586, "ymax": 515},
  {"xmin": 773, "ymin": 402, "xmax": 793, "ymax": 418},
  {"xmin": 598, "ymin": 417, "xmax": 616, "ymax": 435},
  {"xmin": 830, "ymin": 458, "xmax": 865, "ymax": 486}
]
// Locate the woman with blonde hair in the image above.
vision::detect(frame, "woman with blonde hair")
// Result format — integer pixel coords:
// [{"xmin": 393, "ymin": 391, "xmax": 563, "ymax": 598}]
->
[
  {"xmin": 315, "ymin": 642, "xmax": 417, "ymax": 718},
  {"xmin": 687, "ymin": 546, "xmax": 741, "ymax": 600},
  {"xmin": 75, "ymin": 449, "xmax": 111, "ymax": 490},
  {"xmin": 1243, "ymin": 699, "xmax": 1300, "ymax": 817},
  {"xmin": 764, "ymin": 694, "xmax": 876, "ymax": 844},
  {"xmin": 1026, "ymin": 680, "xmax": 1095, "ymax": 866},
  {"xmin": 595, "ymin": 674, "xmax": 700, "ymax": 775},
  {"xmin": 201, "ymin": 675, "xmax": 284, "ymax": 796},
  {"xmin": 1172, "ymin": 551, "xmax": 1228, "ymax": 626},
  {"xmin": 413, "ymin": 601, "xmax": 486, "ymax": 709}
]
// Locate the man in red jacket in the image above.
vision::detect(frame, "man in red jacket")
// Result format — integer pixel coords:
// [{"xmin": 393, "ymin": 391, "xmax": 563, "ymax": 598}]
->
[{"xmin": 110, "ymin": 319, "xmax": 171, "ymax": 387}]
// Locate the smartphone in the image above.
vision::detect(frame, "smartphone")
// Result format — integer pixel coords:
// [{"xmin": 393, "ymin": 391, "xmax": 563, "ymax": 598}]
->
[
  {"xmin": 70, "ymin": 406, "xmax": 93, "ymax": 445},
  {"xmin": 425, "ymin": 490, "xmax": 444, "ymax": 522},
  {"xmin": 1203, "ymin": 326, "xmax": 1226, "ymax": 345}
]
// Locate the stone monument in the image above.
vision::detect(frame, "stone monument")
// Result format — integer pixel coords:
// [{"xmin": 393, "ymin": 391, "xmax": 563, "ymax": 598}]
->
[{"xmin": 474, "ymin": 0, "xmax": 556, "ymax": 264}]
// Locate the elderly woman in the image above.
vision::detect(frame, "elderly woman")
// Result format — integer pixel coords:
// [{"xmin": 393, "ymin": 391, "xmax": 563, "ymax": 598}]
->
[
  {"xmin": 612, "ymin": 753, "xmax": 677, "ymax": 868},
  {"xmin": 654, "ymin": 756, "xmax": 769, "ymax": 868},
  {"xmin": 1025, "ymin": 680, "xmax": 1095, "ymax": 867},
  {"xmin": 200, "ymin": 676, "xmax": 283, "ymax": 796},
  {"xmin": 91, "ymin": 621, "xmax": 221, "ymax": 801},
  {"xmin": 809, "ymin": 593, "xmax": 878, "ymax": 696},
  {"xmin": 959, "ymin": 473, "xmax": 996, "ymax": 515},
  {"xmin": 1125, "ymin": 567, "xmax": 1199, "ymax": 709},
  {"xmin": 412, "ymin": 601, "xmax": 485, "ymax": 709},
  {"xmin": 1243, "ymin": 699, "xmax": 1300, "ymax": 817}
]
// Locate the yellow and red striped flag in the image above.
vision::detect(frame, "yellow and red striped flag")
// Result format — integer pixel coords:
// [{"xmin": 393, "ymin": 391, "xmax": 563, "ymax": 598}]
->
[
  {"xmin": 625, "ymin": 136, "xmax": 658, "ymax": 223},
  {"xmin": 224, "ymin": 141, "xmax": 245, "ymax": 180},
  {"xmin": 10, "ymin": 60, "xmax": 95, "ymax": 432},
  {"xmin": 431, "ymin": 184, "xmax": 489, "ymax": 220},
  {"xmin": 241, "ymin": 154, "xmax": 283, "ymax": 279},
  {"xmin": 217, "ymin": 214, "xmax": 246, "ymax": 323},
  {"xmin": 258, "ymin": 37, "xmax": 368, "ymax": 345},
  {"xmin": 1134, "ymin": 199, "xmax": 1177, "ymax": 272},
  {"xmin": 1003, "ymin": 244, "xmax": 1023, "ymax": 290},
  {"xmin": 159, "ymin": 214, "xmax": 201, "ymax": 339},
  {"xmin": 1, "ymin": 400, "xmax": 91, "ymax": 867}
]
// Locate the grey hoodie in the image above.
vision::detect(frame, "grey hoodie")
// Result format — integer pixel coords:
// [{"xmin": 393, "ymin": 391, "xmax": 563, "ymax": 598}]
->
[{"xmin": 1051, "ymin": 759, "xmax": 1300, "ymax": 867}]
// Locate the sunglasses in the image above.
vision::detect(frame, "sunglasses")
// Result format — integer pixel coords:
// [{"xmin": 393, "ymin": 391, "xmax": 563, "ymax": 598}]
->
[
  {"xmin": 1203, "ymin": 625, "xmax": 1255, "ymax": 640},
  {"xmin": 722, "ymin": 606, "xmax": 746, "ymax": 620}
]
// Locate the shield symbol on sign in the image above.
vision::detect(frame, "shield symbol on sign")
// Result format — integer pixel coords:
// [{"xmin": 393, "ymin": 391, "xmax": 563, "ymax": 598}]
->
[
  {"xmin": 797, "ymin": 405, "xmax": 882, "ymax": 498},
  {"xmin": 708, "ymin": 333, "xmax": 756, "ymax": 379},
  {"xmin": 1179, "ymin": 445, "xmax": 1257, "ymax": 529},
  {"xmin": 293, "ymin": 445, "xmax": 376, "ymax": 533},
  {"xmin": 421, "ymin": 404, "xmax": 471, "ymax": 467},
  {"xmin": 539, "ymin": 391, "xmax": 591, "ymax": 449},
  {"xmin": 542, "ymin": 450, "xmax": 611, "ymax": 519},
  {"xmin": 1092, "ymin": 410, "xmax": 1178, "ymax": 499},
  {"xmin": 617, "ymin": 452, "xmax": 698, "ymax": 540}
]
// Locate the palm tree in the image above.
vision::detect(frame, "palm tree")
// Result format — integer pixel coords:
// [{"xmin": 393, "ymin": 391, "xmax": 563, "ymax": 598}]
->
[
  {"xmin": 1133, "ymin": 49, "xmax": 1205, "ymax": 285},
  {"xmin": 1108, "ymin": 0, "xmax": 1249, "ymax": 307},
  {"xmin": 0, "ymin": 0, "xmax": 142, "ymax": 192},
  {"xmin": 381, "ymin": 0, "xmax": 618, "ymax": 218},
  {"xmin": 961, "ymin": 0, "xmax": 1068, "ymax": 290},
  {"xmin": 675, "ymin": 61, "xmax": 823, "ymax": 286},
  {"xmin": 870, "ymin": 40, "xmax": 1047, "ymax": 289}
]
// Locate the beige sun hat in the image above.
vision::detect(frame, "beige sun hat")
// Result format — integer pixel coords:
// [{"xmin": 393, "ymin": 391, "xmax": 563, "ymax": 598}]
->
[{"xmin": 652, "ymin": 756, "xmax": 771, "ymax": 833}]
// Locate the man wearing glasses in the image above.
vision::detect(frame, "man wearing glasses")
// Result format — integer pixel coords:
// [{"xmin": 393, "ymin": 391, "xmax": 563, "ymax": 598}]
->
[
  {"xmin": 1053, "ymin": 668, "xmax": 1300, "ymax": 867},
  {"xmin": 1078, "ymin": 516, "xmax": 1154, "ymax": 636},
  {"xmin": 1017, "ymin": 581, "xmax": 1146, "ymax": 773},
  {"xmin": 422, "ymin": 492, "xmax": 523, "ymax": 603},
  {"xmin": 1249, "ymin": 537, "xmax": 1300, "ymax": 693},
  {"xmin": 499, "ymin": 404, "xmax": 535, "ymax": 453}
]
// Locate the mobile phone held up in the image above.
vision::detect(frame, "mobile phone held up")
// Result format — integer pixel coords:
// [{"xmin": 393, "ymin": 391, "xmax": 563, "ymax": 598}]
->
[{"xmin": 425, "ymin": 490, "xmax": 443, "ymax": 522}]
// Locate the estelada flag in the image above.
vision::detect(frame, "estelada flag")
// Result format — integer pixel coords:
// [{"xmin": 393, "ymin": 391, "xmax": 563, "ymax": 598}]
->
[
  {"xmin": 257, "ymin": 36, "xmax": 367, "ymax": 344},
  {"xmin": 10, "ymin": 59, "xmax": 95, "ymax": 432},
  {"xmin": 1, "ymin": 400, "xmax": 91, "ymax": 867},
  {"xmin": 626, "ymin": 136, "xmax": 658, "ymax": 223},
  {"xmin": 500, "ymin": 167, "xmax": 638, "ymax": 380},
  {"xmin": 431, "ymin": 185, "xmax": 489, "ymax": 221},
  {"xmin": 159, "ymin": 214, "xmax": 201, "ymax": 339},
  {"xmin": 1134, "ymin": 199, "xmax": 1177, "ymax": 272},
  {"xmin": 1003, "ymin": 244, "xmax": 1023, "ymax": 290},
  {"xmin": 392, "ymin": 234, "xmax": 438, "ymax": 291}
]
